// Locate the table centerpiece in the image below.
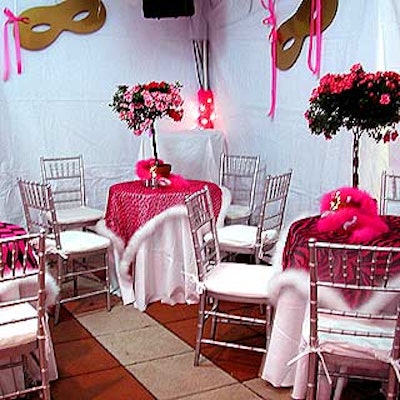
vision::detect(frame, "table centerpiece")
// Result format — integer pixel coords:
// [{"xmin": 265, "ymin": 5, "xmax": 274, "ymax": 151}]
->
[
  {"xmin": 110, "ymin": 80, "xmax": 184, "ymax": 183},
  {"xmin": 305, "ymin": 63, "xmax": 400, "ymax": 187}
]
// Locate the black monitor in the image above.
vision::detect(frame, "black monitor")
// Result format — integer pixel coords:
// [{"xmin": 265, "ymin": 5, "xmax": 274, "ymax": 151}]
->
[{"xmin": 143, "ymin": 0, "xmax": 195, "ymax": 19}]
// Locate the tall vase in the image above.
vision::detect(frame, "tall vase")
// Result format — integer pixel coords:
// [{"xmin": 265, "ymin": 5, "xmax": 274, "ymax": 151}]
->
[{"xmin": 352, "ymin": 127, "xmax": 362, "ymax": 188}]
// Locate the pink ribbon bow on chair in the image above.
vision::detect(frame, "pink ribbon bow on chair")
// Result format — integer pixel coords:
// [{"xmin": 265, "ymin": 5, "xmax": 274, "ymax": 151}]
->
[{"xmin": 3, "ymin": 8, "xmax": 29, "ymax": 81}]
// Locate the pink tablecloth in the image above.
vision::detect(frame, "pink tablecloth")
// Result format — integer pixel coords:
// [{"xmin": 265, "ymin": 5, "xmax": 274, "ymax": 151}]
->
[
  {"xmin": 100, "ymin": 179, "xmax": 226, "ymax": 309},
  {"xmin": 282, "ymin": 215, "xmax": 400, "ymax": 308},
  {"xmin": 261, "ymin": 214, "xmax": 400, "ymax": 398},
  {"xmin": 105, "ymin": 180, "xmax": 222, "ymax": 244}
]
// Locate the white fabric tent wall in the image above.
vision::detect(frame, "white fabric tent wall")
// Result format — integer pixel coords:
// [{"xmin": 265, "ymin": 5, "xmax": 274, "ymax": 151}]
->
[
  {"xmin": 1, "ymin": 0, "xmax": 400, "ymax": 226},
  {"xmin": 0, "ymin": 0, "xmax": 200, "ymax": 225}
]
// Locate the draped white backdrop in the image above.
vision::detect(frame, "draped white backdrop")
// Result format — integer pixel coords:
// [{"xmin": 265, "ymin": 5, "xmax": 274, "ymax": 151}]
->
[{"xmin": 1, "ymin": 0, "xmax": 400, "ymax": 226}]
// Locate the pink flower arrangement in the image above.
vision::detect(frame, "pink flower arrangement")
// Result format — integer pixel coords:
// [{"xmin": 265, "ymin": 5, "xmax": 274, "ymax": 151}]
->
[
  {"xmin": 110, "ymin": 81, "xmax": 184, "ymax": 135},
  {"xmin": 305, "ymin": 63, "xmax": 400, "ymax": 142},
  {"xmin": 110, "ymin": 81, "xmax": 184, "ymax": 164}
]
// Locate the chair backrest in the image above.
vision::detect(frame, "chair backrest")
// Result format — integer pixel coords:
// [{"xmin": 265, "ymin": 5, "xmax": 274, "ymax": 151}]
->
[
  {"xmin": 0, "ymin": 230, "xmax": 49, "ymax": 397},
  {"xmin": 219, "ymin": 153, "xmax": 260, "ymax": 211},
  {"xmin": 185, "ymin": 185, "xmax": 221, "ymax": 281},
  {"xmin": 380, "ymin": 170, "xmax": 400, "ymax": 215},
  {"xmin": 308, "ymin": 238, "xmax": 400, "ymax": 364},
  {"xmin": 18, "ymin": 178, "xmax": 62, "ymax": 249},
  {"xmin": 257, "ymin": 169, "xmax": 292, "ymax": 243},
  {"xmin": 40, "ymin": 155, "xmax": 86, "ymax": 209},
  {"xmin": 0, "ymin": 230, "xmax": 45, "ymax": 307}
]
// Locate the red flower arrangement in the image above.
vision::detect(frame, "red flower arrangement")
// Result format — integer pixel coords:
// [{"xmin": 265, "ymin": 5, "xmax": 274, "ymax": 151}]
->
[
  {"xmin": 305, "ymin": 63, "xmax": 400, "ymax": 187},
  {"xmin": 305, "ymin": 63, "xmax": 400, "ymax": 141}
]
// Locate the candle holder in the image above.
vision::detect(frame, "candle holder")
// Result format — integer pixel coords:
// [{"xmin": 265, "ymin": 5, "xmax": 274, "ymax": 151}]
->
[{"xmin": 144, "ymin": 177, "xmax": 158, "ymax": 189}]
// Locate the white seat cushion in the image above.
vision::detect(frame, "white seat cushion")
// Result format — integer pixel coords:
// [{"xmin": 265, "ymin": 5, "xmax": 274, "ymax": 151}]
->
[
  {"xmin": 301, "ymin": 312, "xmax": 395, "ymax": 361},
  {"xmin": 225, "ymin": 204, "xmax": 252, "ymax": 221},
  {"xmin": 55, "ymin": 206, "xmax": 104, "ymax": 225},
  {"xmin": 204, "ymin": 262, "xmax": 275, "ymax": 298},
  {"xmin": 46, "ymin": 230, "xmax": 110, "ymax": 255},
  {"xmin": 217, "ymin": 224, "xmax": 278, "ymax": 249},
  {"xmin": 318, "ymin": 316, "xmax": 394, "ymax": 359},
  {"xmin": 0, "ymin": 303, "xmax": 37, "ymax": 349}
]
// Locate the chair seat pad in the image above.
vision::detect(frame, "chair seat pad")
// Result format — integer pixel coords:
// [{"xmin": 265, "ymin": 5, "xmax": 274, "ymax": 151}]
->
[
  {"xmin": 303, "ymin": 314, "xmax": 395, "ymax": 362},
  {"xmin": 204, "ymin": 262, "xmax": 274, "ymax": 298},
  {"xmin": 217, "ymin": 224, "xmax": 278, "ymax": 249},
  {"xmin": 225, "ymin": 205, "xmax": 252, "ymax": 221},
  {"xmin": 319, "ymin": 315, "xmax": 394, "ymax": 357},
  {"xmin": 0, "ymin": 303, "xmax": 37, "ymax": 349},
  {"xmin": 55, "ymin": 206, "xmax": 104, "ymax": 224},
  {"xmin": 47, "ymin": 230, "xmax": 110, "ymax": 254}
]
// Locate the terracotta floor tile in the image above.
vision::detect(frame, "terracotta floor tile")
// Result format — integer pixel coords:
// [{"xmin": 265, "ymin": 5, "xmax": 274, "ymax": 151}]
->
[
  {"xmin": 163, "ymin": 317, "xmax": 197, "ymax": 347},
  {"xmin": 49, "ymin": 308, "xmax": 92, "ymax": 344},
  {"xmin": 145, "ymin": 302, "xmax": 199, "ymax": 323},
  {"xmin": 51, "ymin": 366, "xmax": 156, "ymax": 400},
  {"xmin": 201, "ymin": 345, "xmax": 263, "ymax": 382},
  {"xmin": 54, "ymin": 337, "xmax": 119, "ymax": 378},
  {"xmin": 145, "ymin": 301, "xmax": 256, "ymax": 324}
]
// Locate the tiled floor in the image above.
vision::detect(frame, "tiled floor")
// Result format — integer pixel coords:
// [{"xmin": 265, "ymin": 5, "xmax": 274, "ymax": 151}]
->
[
  {"xmin": 49, "ymin": 295, "xmax": 291, "ymax": 400},
  {"xmin": 48, "ymin": 294, "xmax": 386, "ymax": 400}
]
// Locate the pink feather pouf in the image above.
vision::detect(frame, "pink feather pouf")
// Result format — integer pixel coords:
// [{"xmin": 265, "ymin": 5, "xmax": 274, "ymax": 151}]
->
[
  {"xmin": 136, "ymin": 158, "xmax": 168, "ymax": 180},
  {"xmin": 135, "ymin": 158, "xmax": 189, "ymax": 188},
  {"xmin": 317, "ymin": 186, "xmax": 389, "ymax": 243}
]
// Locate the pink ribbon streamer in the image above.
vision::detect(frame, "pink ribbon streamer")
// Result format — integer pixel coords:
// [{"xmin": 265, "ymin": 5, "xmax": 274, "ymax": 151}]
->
[
  {"xmin": 307, "ymin": 0, "xmax": 322, "ymax": 76},
  {"xmin": 261, "ymin": 0, "xmax": 277, "ymax": 118},
  {"xmin": 3, "ymin": 8, "xmax": 29, "ymax": 81}
]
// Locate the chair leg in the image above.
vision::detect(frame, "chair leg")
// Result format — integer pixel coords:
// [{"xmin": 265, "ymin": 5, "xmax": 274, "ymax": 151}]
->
[
  {"xmin": 265, "ymin": 304, "xmax": 274, "ymax": 352},
  {"xmin": 332, "ymin": 375, "xmax": 347, "ymax": 400},
  {"xmin": 73, "ymin": 260, "xmax": 78, "ymax": 297},
  {"xmin": 210, "ymin": 299, "xmax": 219, "ymax": 340},
  {"xmin": 43, "ymin": 384, "xmax": 51, "ymax": 400},
  {"xmin": 54, "ymin": 302, "xmax": 61, "ymax": 325},
  {"xmin": 306, "ymin": 353, "xmax": 318, "ymax": 400},
  {"xmin": 386, "ymin": 368, "xmax": 398, "ymax": 399},
  {"xmin": 38, "ymin": 330, "xmax": 51, "ymax": 400},
  {"xmin": 194, "ymin": 294, "xmax": 207, "ymax": 366},
  {"xmin": 54, "ymin": 257, "xmax": 64, "ymax": 325},
  {"xmin": 105, "ymin": 252, "xmax": 111, "ymax": 312}
]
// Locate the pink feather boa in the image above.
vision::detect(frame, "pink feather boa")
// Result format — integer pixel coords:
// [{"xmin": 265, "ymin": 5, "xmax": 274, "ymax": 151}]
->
[{"xmin": 317, "ymin": 186, "xmax": 388, "ymax": 243}]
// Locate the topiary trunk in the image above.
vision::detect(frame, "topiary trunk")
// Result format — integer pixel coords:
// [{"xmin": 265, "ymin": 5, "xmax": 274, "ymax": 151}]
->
[
  {"xmin": 352, "ymin": 128, "xmax": 362, "ymax": 188},
  {"xmin": 150, "ymin": 122, "xmax": 159, "ymax": 166}
]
